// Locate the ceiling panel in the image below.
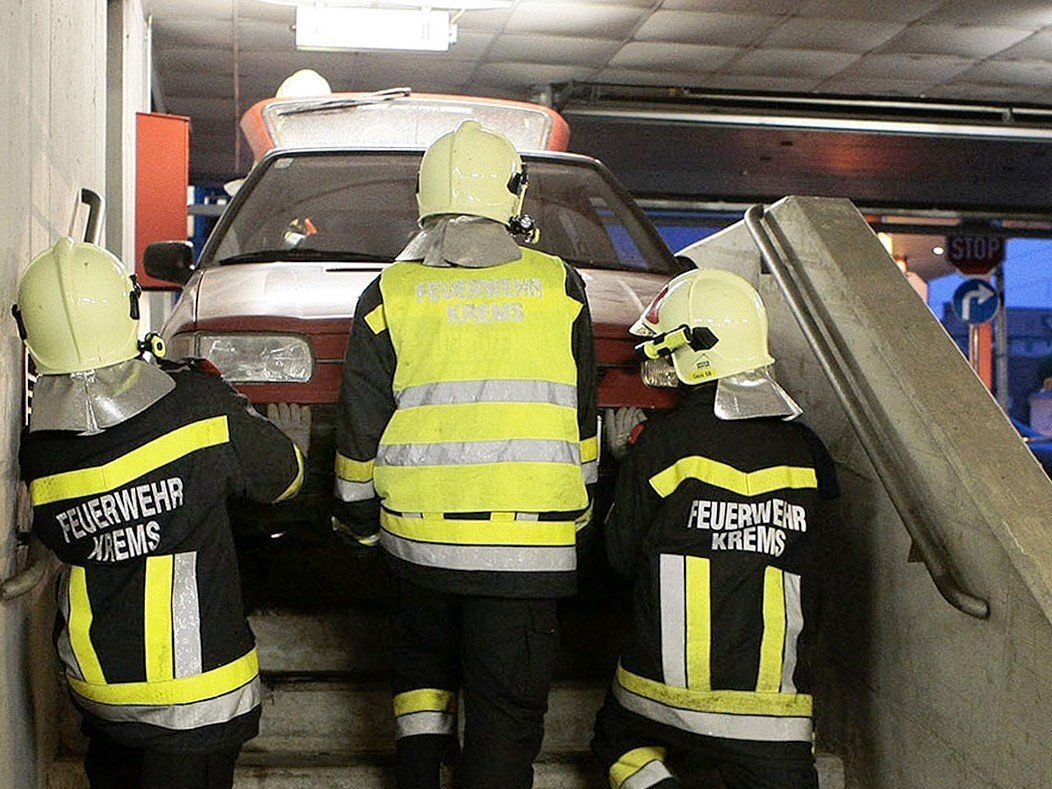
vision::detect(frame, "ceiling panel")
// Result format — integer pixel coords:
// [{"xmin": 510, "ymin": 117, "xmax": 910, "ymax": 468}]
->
[
  {"xmin": 634, "ymin": 11, "xmax": 782, "ymax": 46},
  {"xmin": 725, "ymin": 48, "xmax": 859, "ymax": 79},
  {"xmin": 831, "ymin": 52, "xmax": 973, "ymax": 82},
  {"xmin": 146, "ymin": 0, "xmax": 1052, "ymax": 181},
  {"xmin": 487, "ymin": 34, "xmax": 623, "ymax": 67},
  {"xmin": 608, "ymin": 41, "xmax": 740, "ymax": 71},
  {"xmin": 877, "ymin": 24, "xmax": 1035, "ymax": 58},
  {"xmin": 762, "ymin": 17, "xmax": 906, "ymax": 52},
  {"xmin": 795, "ymin": 0, "xmax": 942, "ymax": 23},
  {"xmin": 504, "ymin": 3, "xmax": 645, "ymax": 38}
]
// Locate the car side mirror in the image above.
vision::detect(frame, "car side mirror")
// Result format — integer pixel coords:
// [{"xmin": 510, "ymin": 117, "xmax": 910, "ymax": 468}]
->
[
  {"xmin": 673, "ymin": 254, "xmax": 696, "ymax": 274},
  {"xmin": 143, "ymin": 241, "xmax": 195, "ymax": 286}
]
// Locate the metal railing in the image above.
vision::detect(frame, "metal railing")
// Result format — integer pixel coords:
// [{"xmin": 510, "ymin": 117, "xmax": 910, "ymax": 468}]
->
[{"xmin": 744, "ymin": 203, "xmax": 989, "ymax": 619}]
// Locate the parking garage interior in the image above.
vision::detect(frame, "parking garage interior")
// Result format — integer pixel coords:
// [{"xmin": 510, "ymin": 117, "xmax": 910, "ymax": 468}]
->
[{"xmin": 6, "ymin": 2, "xmax": 1052, "ymax": 787}]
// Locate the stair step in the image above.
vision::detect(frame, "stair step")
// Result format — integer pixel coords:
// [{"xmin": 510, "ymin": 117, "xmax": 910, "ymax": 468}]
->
[
  {"xmin": 50, "ymin": 752, "xmax": 844, "ymax": 788},
  {"xmin": 249, "ymin": 599, "xmax": 629, "ymax": 679},
  {"xmin": 250, "ymin": 678, "xmax": 605, "ymax": 758}
]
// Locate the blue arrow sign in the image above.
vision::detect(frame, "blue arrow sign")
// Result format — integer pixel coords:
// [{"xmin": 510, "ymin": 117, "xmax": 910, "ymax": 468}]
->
[{"xmin": 952, "ymin": 278, "xmax": 999, "ymax": 324}]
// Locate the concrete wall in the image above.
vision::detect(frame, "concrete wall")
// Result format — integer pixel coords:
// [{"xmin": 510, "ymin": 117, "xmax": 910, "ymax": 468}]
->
[
  {"xmin": 0, "ymin": 0, "xmax": 106, "ymax": 785},
  {"xmin": 684, "ymin": 206, "xmax": 1052, "ymax": 788}
]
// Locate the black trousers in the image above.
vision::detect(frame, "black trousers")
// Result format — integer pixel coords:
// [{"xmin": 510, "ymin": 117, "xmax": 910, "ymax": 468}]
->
[
  {"xmin": 84, "ymin": 736, "xmax": 241, "ymax": 789},
  {"xmin": 390, "ymin": 576, "xmax": 559, "ymax": 789},
  {"xmin": 592, "ymin": 693, "xmax": 818, "ymax": 789}
]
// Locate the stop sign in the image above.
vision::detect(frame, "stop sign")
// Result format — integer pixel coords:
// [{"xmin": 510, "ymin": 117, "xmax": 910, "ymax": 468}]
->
[{"xmin": 945, "ymin": 234, "xmax": 1005, "ymax": 275}]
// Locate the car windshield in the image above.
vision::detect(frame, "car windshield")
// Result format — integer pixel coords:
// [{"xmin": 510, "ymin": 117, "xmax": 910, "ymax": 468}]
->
[{"xmin": 204, "ymin": 151, "xmax": 674, "ymax": 274}]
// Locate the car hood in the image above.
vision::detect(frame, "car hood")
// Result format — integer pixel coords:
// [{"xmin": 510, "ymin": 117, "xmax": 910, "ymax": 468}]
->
[{"xmin": 192, "ymin": 261, "xmax": 668, "ymax": 333}]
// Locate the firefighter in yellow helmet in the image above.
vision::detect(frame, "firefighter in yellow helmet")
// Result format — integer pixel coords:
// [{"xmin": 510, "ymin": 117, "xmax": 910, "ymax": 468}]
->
[
  {"xmin": 15, "ymin": 237, "xmax": 306, "ymax": 788},
  {"xmin": 591, "ymin": 268, "xmax": 839, "ymax": 789},
  {"xmin": 333, "ymin": 120, "xmax": 598, "ymax": 788}
]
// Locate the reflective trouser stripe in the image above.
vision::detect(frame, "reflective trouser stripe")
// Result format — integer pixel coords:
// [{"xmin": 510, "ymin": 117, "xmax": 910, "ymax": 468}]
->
[
  {"xmin": 68, "ymin": 567, "xmax": 105, "ymax": 684},
  {"xmin": 172, "ymin": 552, "xmax": 203, "ymax": 678},
  {"xmin": 71, "ymin": 676, "xmax": 261, "ymax": 730},
  {"xmin": 144, "ymin": 556, "xmax": 175, "ymax": 682},
  {"xmin": 781, "ymin": 571, "xmax": 803, "ymax": 693},
  {"xmin": 378, "ymin": 438, "xmax": 580, "ymax": 467},
  {"xmin": 614, "ymin": 665, "xmax": 813, "ymax": 742},
  {"xmin": 610, "ymin": 747, "xmax": 672, "ymax": 789},
  {"xmin": 393, "ymin": 689, "xmax": 457, "ymax": 739},
  {"xmin": 757, "ymin": 567, "xmax": 787, "ymax": 693},
  {"xmin": 274, "ymin": 446, "xmax": 304, "ymax": 503},
  {"xmin": 685, "ymin": 556, "xmax": 711, "ymax": 691},
  {"xmin": 395, "ymin": 379, "xmax": 577, "ymax": 409},
  {"xmin": 381, "ymin": 510, "xmax": 576, "ymax": 547},
  {"xmin": 380, "ymin": 528, "xmax": 576, "ymax": 573},
  {"xmin": 68, "ymin": 649, "xmax": 259, "ymax": 706},
  {"xmin": 649, "ymin": 456, "xmax": 817, "ymax": 499},
  {"xmin": 30, "ymin": 416, "xmax": 230, "ymax": 506}
]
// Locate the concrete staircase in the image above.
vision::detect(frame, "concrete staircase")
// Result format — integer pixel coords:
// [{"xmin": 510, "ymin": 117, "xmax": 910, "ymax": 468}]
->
[{"xmin": 47, "ymin": 608, "xmax": 846, "ymax": 788}]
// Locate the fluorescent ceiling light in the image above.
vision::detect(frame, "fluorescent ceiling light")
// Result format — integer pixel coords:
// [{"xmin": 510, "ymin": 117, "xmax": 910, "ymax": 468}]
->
[
  {"xmin": 296, "ymin": 6, "xmax": 455, "ymax": 52},
  {"xmin": 263, "ymin": 1, "xmax": 510, "ymax": 8}
]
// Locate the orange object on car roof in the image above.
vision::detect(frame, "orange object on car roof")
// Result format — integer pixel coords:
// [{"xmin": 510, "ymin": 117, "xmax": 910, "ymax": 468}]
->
[{"xmin": 240, "ymin": 89, "xmax": 571, "ymax": 159}]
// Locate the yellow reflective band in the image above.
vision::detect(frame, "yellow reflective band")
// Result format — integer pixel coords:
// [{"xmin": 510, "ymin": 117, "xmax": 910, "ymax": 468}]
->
[
  {"xmin": 274, "ymin": 446, "xmax": 304, "ymax": 503},
  {"xmin": 335, "ymin": 453, "xmax": 375, "ymax": 483},
  {"xmin": 30, "ymin": 416, "xmax": 230, "ymax": 506},
  {"xmin": 649, "ymin": 456, "xmax": 817, "ymax": 499},
  {"xmin": 381, "ymin": 510, "xmax": 576, "ymax": 547},
  {"xmin": 757, "ymin": 566, "xmax": 787, "ymax": 693},
  {"xmin": 364, "ymin": 304, "xmax": 387, "ymax": 334},
  {"xmin": 393, "ymin": 688, "xmax": 457, "ymax": 717},
  {"xmin": 616, "ymin": 664, "xmax": 812, "ymax": 718},
  {"xmin": 685, "ymin": 556, "xmax": 711, "ymax": 691},
  {"xmin": 379, "ymin": 401, "xmax": 578, "ymax": 445},
  {"xmin": 68, "ymin": 567, "xmax": 106, "ymax": 684},
  {"xmin": 610, "ymin": 746, "xmax": 667, "ymax": 789},
  {"xmin": 581, "ymin": 435, "xmax": 599, "ymax": 464},
  {"xmin": 144, "ymin": 555, "xmax": 175, "ymax": 683},
  {"xmin": 68, "ymin": 649, "xmax": 259, "ymax": 706}
]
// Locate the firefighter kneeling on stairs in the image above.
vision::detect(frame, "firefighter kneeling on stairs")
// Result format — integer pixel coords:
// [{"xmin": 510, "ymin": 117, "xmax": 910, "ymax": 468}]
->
[
  {"xmin": 592, "ymin": 269, "xmax": 839, "ymax": 789},
  {"xmin": 14, "ymin": 239, "xmax": 307, "ymax": 788},
  {"xmin": 332, "ymin": 120, "xmax": 597, "ymax": 789}
]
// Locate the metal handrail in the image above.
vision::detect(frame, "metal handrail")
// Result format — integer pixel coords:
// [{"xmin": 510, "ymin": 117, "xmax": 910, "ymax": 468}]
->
[
  {"xmin": 1, "ymin": 535, "xmax": 46, "ymax": 601},
  {"xmin": 744, "ymin": 203, "xmax": 989, "ymax": 619},
  {"xmin": 1, "ymin": 485, "xmax": 45, "ymax": 602}
]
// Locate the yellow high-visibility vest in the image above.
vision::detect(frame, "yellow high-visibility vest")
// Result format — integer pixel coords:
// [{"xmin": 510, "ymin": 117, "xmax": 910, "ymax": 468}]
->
[{"xmin": 375, "ymin": 247, "xmax": 588, "ymax": 514}]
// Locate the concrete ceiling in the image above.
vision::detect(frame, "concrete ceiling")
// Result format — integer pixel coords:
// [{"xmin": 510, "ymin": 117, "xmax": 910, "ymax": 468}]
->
[{"xmin": 146, "ymin": 0, "xmax": 1052, "ymax": 181}]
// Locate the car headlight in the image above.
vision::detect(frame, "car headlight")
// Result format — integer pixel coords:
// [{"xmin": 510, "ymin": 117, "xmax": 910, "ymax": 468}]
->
[{"xmin": 170, "ymin": 332, "xmax": 314, "ymax": 383}]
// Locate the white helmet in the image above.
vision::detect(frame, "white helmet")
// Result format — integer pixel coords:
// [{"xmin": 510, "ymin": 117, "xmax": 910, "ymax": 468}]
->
[
  {"xmin": 632, "ymin": 268, "xmax": 774, "ymax": 386},
  {"xmin": 276, "ymin": 69, "xmax": 332, "ymax": 99}
]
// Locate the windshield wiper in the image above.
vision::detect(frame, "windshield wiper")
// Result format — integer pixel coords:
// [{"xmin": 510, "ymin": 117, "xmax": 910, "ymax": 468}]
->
[
  {"xmin": 216, "ymin": 249, "xmax": 395, "ymax": 265},
  {"xmin": 277, "ymin": 87, "xmax": 412, "ymax": 117}
]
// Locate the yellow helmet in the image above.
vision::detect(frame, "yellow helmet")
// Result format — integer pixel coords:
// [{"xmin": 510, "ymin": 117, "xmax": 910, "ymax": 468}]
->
[
  {"xmin": 14, "ymin": 238, "xmax": 141, "ymax": 375},
  {"xmin": 416, "ymin": 120, "xmax": 528, "ymax": 226},
  {"xmin": 632, "ymin": 268, "xmax": 774, "ymax": 386}
]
